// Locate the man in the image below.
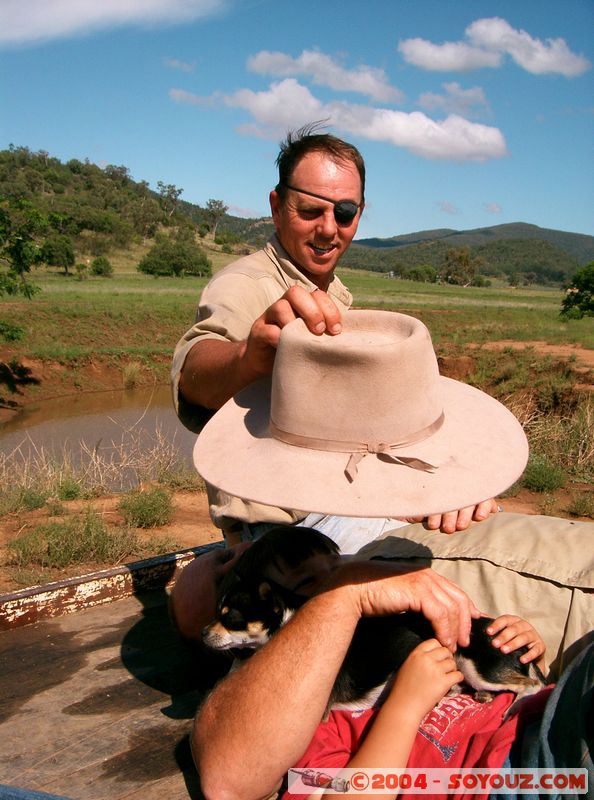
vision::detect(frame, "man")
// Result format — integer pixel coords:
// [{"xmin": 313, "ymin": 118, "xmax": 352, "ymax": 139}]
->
[
  {"xmin": 172, "ymin": 125, "xmax": 497, "ymax": 542},
  {"xmin": 186, "ymin": 518, "xmax": 594, "ymax": 800}
]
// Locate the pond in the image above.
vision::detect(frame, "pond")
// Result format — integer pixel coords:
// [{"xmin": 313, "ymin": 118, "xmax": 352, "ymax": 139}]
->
[{"xmin": 0, "ymin": 385, "xmax": 200, "ymax": 489}]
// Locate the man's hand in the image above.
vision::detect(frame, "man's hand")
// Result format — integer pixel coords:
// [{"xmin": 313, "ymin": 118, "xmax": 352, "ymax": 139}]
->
[
  {"xmin": 244, "ymin": 285, "xmax": 342, "ymax": 376},
  {"xmin": 179, "ymin": 286, "xmax": 342, "ymax": 409},
  {"xmin": 403, "ymin": 498, "xmax": 499, "ymax": 534},
  {"xmin": 326, "ymin": 560, "xmax": 480, "ymax": 651}
]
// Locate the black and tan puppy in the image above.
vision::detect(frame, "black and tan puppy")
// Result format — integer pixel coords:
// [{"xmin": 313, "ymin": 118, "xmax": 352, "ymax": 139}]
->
[{"xmin": 203, "ymin": 527, "xmax": 545, "ymax": 709}]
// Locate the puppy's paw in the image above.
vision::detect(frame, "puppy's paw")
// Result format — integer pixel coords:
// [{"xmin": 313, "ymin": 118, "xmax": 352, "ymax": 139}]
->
[{"xmin": 473, "ymin": 690, "xmax": 495, "ymax": 704}]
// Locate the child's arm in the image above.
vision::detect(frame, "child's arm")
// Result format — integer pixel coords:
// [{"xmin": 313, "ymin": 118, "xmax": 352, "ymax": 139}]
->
[
  {"xmin": 325, "ymin": 640, "xmax": 463, "ymax": 800},
  {"xmin": 486, "ymin": 614, "xmax": 546, "ymax": 667}
]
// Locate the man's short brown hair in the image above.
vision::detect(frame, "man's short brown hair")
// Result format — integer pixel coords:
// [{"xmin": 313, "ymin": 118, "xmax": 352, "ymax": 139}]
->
[{"xmin": 275, "ymin": 122, "xmax": 366, "ymax": 202}]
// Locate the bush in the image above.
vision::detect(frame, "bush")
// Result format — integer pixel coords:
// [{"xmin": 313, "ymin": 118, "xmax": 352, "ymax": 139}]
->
[
  {"xmin": 560, "ymin": 262, "xmax": 594, "ymax": 319},
  {"xmin": 118, "ymin": 486, "xmax": 173, "ymax": 528},
  {"xmin": 566, "ymin": 492, "xmax": 594, "ymax": 519},
  {"xmin": 137, "ymin": 233, "xmax": 211, "ymax": 277},
  {"xmin": 91, "ymin": 256, "xmax": 113, "ymax": 277},
  {"xmin": 521, "ymin": 453, "xmax": 566, "ymax": 493},
  {"xmin": 9, "ymin": 509, "xmax": 138, "ymax": 568},
  {"xmin": 57, "ymin": 475, "xmax": 83, "ymax": 501},
  {"xmin": 19, "ymin": 487, "xmax": 49, "ymax": 511}
]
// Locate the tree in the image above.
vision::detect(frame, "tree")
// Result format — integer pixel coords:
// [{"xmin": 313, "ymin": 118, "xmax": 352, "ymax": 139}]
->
[
  {"xmin": 40, "ymin": 233, "xmax": 75, "ymax": 275},
  {"xmin": 0, "ymin": 199, "xmax": 44, "ymax": 300},
  {"xmin": 440, "ymin": 247, "xmax": 484, "ymax": 287},
  {"xmin": 205, "ymin": 198, "xmax": 228, "ymax": 239},
  {"xmin": 402, "ymin": 264, "xmax": 438, "ymax": 283},
  {"xmin": 0, "ymin": 199, "xmax": 44, "ymax": 343},
  {"xmin": 157, "ymin": 181, "xmax": 183, "ymax": 219},
  {"xmin": 560, "ymin": 262, "xmax": 594, "ymax": 319},
  {"xmin": 137, "ymin": 231, "xmax": 211, "ymax": 277}
]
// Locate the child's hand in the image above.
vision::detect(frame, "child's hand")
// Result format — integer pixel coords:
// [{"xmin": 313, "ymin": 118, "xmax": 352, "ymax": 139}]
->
[
  {"xmin": 486, "ymin": 615, "xmax": 545, "ymax": 666},
  {"xmin": 386, "ymin": 639, "xmax": 464, "ymax": 723}
]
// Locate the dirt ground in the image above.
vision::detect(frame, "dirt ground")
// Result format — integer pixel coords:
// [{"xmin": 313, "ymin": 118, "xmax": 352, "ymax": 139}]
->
[
  {"xmin": 2, "ymin": 480, "xmax": 592, "ymax": 596},
  {"xmin": 1, "ymin": 340, "xmax": 593, "ymax": 595}
]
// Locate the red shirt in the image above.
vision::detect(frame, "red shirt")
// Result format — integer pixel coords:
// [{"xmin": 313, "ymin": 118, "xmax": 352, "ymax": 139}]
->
[{"xmin": 284, "ymin": 689, "xmax": 551, "ymax": 800}]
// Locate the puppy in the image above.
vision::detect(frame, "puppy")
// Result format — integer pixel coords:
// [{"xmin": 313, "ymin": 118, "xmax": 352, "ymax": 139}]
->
[{"xmin": 202, "ymin": 527, "xmax": 546, "ymax": 710}]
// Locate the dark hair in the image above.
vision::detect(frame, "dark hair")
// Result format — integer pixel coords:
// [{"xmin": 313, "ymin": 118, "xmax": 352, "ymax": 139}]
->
[{"xmin": 275, "ymin": 122, "xmax": 365, "ymax": 203}]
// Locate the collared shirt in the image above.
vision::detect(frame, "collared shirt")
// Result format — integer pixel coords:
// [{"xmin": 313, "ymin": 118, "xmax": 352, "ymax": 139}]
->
[{"xmin": 171, "ymin": 234, "xmax": 353, "ymax": 532}]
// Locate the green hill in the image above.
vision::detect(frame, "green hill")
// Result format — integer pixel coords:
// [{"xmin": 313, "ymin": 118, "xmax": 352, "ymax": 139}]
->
[
  {"xmin": 1, "ymin": 145, "xmax": 591, "ymax": 287},
  {"xmin": 353, "ymin": 222, "xmax": 594, "ymax": 284}
]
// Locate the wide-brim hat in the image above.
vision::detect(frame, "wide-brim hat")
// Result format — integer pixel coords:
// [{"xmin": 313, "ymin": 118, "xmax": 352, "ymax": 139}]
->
[{"xmin": 194, "ymin": 310, "xmax": 528, "ymax": 518}]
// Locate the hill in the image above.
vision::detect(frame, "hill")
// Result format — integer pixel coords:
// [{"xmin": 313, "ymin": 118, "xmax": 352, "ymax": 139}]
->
[
  {"xmin": 351, "ymin": 223, "xmax": 594, "ymax": 284},
  {"xmin": 1, "ymin": 145, "xmax": 591, "ymax": 287},
  {"xmin": 356, "ymin": 223, "xmax": 594, "ymax": 264}
]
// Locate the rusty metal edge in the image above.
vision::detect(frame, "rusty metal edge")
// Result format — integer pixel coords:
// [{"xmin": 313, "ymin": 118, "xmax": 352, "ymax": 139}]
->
[{"xmin": 0, "ymin": 541, "xmax": 224, "ymax": 631}]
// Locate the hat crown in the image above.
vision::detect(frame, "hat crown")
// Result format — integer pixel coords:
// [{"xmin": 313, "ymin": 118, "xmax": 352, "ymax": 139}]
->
[{"xmin": 271, "ymin": 311, "xmax": 443, "ymax": 449}]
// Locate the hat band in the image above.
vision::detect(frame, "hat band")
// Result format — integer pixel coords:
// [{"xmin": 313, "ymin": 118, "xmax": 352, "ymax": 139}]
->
[{"xmin": 269, "ymin": 411, "xmax": 445, "ymax": 482}]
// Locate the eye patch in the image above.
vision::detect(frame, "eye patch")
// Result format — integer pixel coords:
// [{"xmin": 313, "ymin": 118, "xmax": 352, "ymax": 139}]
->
[{"xmin": 282, "ymin": 184, "xmax": 360, "ymax": 224}]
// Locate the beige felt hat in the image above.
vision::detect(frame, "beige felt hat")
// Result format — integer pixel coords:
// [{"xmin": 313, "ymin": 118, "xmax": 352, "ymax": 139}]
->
[{"xmin": 194, "ymin": 310, "xmax": 528, "ymax": 518}]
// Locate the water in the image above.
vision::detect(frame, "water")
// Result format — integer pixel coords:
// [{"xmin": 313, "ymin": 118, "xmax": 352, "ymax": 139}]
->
[{"xmin": 0, "ymin": 385, "xmax": 199, "ymax": 486}]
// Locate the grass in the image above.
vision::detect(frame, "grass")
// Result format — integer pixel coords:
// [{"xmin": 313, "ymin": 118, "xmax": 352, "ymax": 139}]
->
[
  {"xmin": 118, "ymin": 486, "xmax": 173, "ymax": 528},
  {"xmin": 0, "ymin": 427, "xmax": 205, "ymax": 516},
  {"xmin": 521, "ymin": 453, "xmax": 566, "ymax": 493},
  {"xmin": 122, "ymin": 360, "xmax": 143, "ymax": 389},
  {"xmin": 9, "ymin": 508, "xmax": 136, "ymax": 568},
  {"xmin": 8, "ymin": 507, "xmax": 177, "ymax": 571},
  {"xmin": 4, "ymin": 267, "xmax": 593, "ymax": 367}
]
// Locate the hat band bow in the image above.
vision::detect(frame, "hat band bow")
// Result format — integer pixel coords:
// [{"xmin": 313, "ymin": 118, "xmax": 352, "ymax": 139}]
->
[{"xmin": 269, "ymin": 412, "xmax": 445, "ymax": 483}]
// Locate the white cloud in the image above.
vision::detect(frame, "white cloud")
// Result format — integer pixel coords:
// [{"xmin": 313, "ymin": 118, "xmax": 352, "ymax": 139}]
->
[
  {"xmin": 247, "ymin": 49, "xmax": 403, "ymax": 103},
  {"xmin": 0, "ymin": 0, "xmax": 228, "ymax": 47},
  {"xmin": 330, "ymin": 103, "xmax": 507, "ymax": 161},
  {"xmin": 169, "ymin": 88, "xmax": 216, "ymax": 106},
  {"xmin": 467, "ymin": 18, "xmax": 591, "ymax": 77},
  {"xmin": 171, "ymin": 78, "xmax": 508, "ymax": 162},
  {"xmin": 164, "ymin": 57, "xmax": 196, "ymax": 73},
  {"xmin": 398, "ymin": 38, "xmax": 500, "ymax": 72},
  {"xmin": 483, "ymin": 202, "xmax": 503, "ymax": 214},
  {"xmin": 418, "ymin": 82, "xmax": 490, "ymax": 117},
  {"xmin": 399, "ymin": 17, "xmax": 591, "ymax": 77},
  {"xmin": 436, "ymin": 201, "xmax": 460, "ymax": 215},
  {"xmin": 223, "ymin": 79, "xmax": 324, "ymax": 136}
]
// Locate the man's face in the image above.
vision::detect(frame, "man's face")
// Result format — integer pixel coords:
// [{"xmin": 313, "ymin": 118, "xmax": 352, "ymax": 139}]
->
[{"xmin": 270, "ymin": 151, "xmax": 363, "ymax": 290}]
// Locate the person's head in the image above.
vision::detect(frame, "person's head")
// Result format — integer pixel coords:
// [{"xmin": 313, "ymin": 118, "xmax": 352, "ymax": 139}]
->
[{"xmin": 270, "ymin": 123, "xmax": 366, "ymax": 290}]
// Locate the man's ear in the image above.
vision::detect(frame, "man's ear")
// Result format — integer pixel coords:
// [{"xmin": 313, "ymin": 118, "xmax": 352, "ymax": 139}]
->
[{"xmin": 269, "ymin": 189, "xmax": 282, "ymax": 226}]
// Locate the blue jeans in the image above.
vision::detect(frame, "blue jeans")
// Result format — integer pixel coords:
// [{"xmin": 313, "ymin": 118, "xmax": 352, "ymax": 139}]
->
[{"xmin": 0, "ymin": 788, "xmax": 71, "ymax": 800}]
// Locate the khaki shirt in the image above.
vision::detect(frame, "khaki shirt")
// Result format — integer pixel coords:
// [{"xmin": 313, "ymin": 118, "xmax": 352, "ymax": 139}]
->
[
  {"xmin": 360, "ymin": 512, "xmax": 594, "ymax": 679},
  {"xmin": 171, "ymin": 235, "xmax": 353, "ymax": 532}
]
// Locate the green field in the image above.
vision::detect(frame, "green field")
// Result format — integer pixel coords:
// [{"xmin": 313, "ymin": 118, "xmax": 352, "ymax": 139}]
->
[{"xmin": 2, "ymin": 262, "xmax": 592, "ymax": 364}]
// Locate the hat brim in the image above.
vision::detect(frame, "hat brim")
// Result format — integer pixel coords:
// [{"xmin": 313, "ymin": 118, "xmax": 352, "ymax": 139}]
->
[{"xmin": 194, "ymin": 376, "xmax": 528, "ymax": 519}]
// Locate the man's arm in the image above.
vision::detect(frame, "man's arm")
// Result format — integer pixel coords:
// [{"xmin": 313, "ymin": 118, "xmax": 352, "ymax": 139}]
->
[
  {"xmin": 178, "ymin": 286, "xmax": 342, "ymax": 410},
  {"xmin": 193, "ymin": 564, "xmax": 479, "ymax": 800}
]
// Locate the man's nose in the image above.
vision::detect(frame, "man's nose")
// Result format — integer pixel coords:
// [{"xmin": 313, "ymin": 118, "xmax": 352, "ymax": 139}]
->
[{"xmin": 316, "ymin": 208, "xmax": 337, "ymax": 238}]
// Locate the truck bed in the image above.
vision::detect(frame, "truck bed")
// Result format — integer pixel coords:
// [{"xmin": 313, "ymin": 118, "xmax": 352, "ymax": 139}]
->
[{"xmin": 0, "ymin": 546, "xmax": 223, "ymax": 799}]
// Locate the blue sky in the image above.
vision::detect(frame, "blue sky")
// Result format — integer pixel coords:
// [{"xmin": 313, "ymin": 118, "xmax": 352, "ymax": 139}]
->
[{"xmin": 1, "ymin": 0, "xmax": 593, "ymax": 239}]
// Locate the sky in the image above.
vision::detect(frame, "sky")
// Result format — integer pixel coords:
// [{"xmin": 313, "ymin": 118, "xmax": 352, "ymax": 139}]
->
[{"xmin": 1, "ymin": 0, "xmax": 593, "ymax": 239}]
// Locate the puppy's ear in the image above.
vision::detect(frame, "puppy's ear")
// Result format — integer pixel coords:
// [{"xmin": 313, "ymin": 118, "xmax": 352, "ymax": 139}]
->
[
  {"xmin": 259, "ymin": 581, "xmax": 272, "ymax": 600},
  {"xmin": 259, "ymin": 581, "xmax": 283, "ymax": 615}
]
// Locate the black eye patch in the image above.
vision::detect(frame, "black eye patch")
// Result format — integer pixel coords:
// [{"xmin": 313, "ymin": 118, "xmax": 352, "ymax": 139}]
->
[{"xmin": 282, "ymin": 184, "xmax": 360, "ymax": 225}]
